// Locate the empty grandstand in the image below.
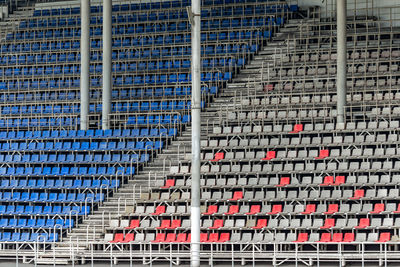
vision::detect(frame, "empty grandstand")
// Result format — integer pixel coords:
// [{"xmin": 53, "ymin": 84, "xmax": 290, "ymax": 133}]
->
[{"xmin": 0, "ymin": 0, "xmax": 398, "ymax": 265}]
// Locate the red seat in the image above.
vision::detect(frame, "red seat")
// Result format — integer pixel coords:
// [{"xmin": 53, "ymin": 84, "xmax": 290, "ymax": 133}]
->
[
  {"xmin": 200, "ymin": 233, "xmax": 208, "ymax": 243},
  {"xmin": 152, "ymin": 233, "xmax": 166, "ymax": 243},
  {"xmin": 246, "ymin": 205, "xmax": 261, "ymax": 215},
  {"xmin": 276, "ymin": 177, "xmax": 290, "ymax": 187},
  {"xmin": 208, "ymin": 233, "xmax": 219, "ymax": 243},
  {"xmin": 320, "ymin": 218, "xmax": 335, "ymax": 229},
  {"xmin": 355, "ymin": 218, "xmax": 370, "ymax": 229},
  {"xmin": 332, "ymin": 233, "xmax": 343, "ymax": 242},
  {"xmin": 376, "ymin": 232, "xmax": 391, "ymax": 242},
  {"xmin": 324, "ymin": 204, "xmax": 338, "ymax": 215},
  {"xmin": 152, "ymin": 206, "xmax": 166, "ymax": 215},
  {"xmin": 252, "ymin": 219, "xmax": 268, "ymax": 229},
  {"xmin": 230, "ymin": 191, "xmax": 243, "ymax": 200},
  {"xmin": 110, "ymin": 233, "xmax": 124, "ymax": 243},
  {"xmin": 333, "ymin": 176, "xmax": 345, "ymax": 185},
  {"xmin": 225, "ymin": 205, "xmax": 239, "ymax": 215},
  {"xmin": 170, "ymin": 219, "xmax": 181, "ymax": 229},
  {"xmin": 123, "ymin": 233, "xmax": 135, "ymax": 243},
  {"xmin": 370, "ymin": 203, "xmax": 385, "ymax": 214},
  {"xmin": 315, "ymin": 149, "xmax": 329, "ymax": 159},
  {"xmin": 126, "ymin": 219, "xmax": 140, "ymax": 229},
  {"xmin": 321, "ymin": 176, "xmax": 334, "ymax": 186},
  {"xmin": 161, "ymin": 179, "xmax": 175, "ymax": 188},
  {"xmin": 219, "ymin": 233, "xmax": 230, "ymax": 242},
  {"xmin": 343, "ymin": 233, "xmax": 354, "ymax": 242},
  {"xmin": 209, "ymin": 219, "xmax": 224, "ymax": 229},
  {"xmin": 203, "ymin": 205, "xmax": 218, "ymax": 215},
  {"xmin": 394, "ymin": 203, "xmax": 400, "ymax": 213},
  {"xmin": 349, "ymin": 189, "xmax": 364, "ymax": 200},
  {"xmin": 264, "ymin": 84, "xmax": 274, "ymax": 91},
  {"xmin": 294, "ymin": 233, "xmax": 308, "ymax": 243},
  {"xmin": 319, "ymin": 233, "xmax": 331, "ymax": 242},
  {"xmin": 261, "ymin": 151, "xmax": 276, "ymax": 161},
  {"xmin": 290, "ymin": 124, "xmax": 303, "ymax": 134},
  {"xmin": 302, "ymin": 204, "xmax": 316, "ymax": 215},
  {"xmin": 157, "ymin": 220, "xmax": 171, "ymax": 229},
  {"xmin": 268, "ymin": 205, "xmax": 282, "ymax": 215},
  {"xmin": 165, "ymin": 233, "xmax": 176, "ymax": 243},
  {"xmin": 210, "ymin": 152, "xmax": 224, "ymax": 162},
  {"xmin": 176, "ymin": 233, "xmax": 187, "ymax": 243}
]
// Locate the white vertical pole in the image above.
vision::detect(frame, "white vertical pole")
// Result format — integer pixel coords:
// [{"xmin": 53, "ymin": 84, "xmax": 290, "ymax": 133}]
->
[
  {"xmin": 337, "ymin": 0, "xmax": 347, "ymax": 123},
  {"xmin": 80, "ymin": 0, "xmax": 90, "ymax": 130},
  {"xmin": 190, "ymin": 0, "xmax": 201, "ymax": 266},
  {"xmin": 102, "ymin": 0, "xmax": 112, "ymax": 130}
]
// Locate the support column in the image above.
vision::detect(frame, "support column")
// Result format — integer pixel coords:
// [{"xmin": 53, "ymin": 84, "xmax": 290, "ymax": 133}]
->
[
  {"xmin": 80, "ymin": 0, "xmax": 90, "ymax": 130},
  {"xmin": 102, "ymin": 0, "xmax": 112, "ymax": 130},
  {"xmin": 336, "ymin": 0, "xmax": 347, "ymax": 124},
  {"xmin": 190, "ymin": 0, "xmax": 201, "ymax": 266}
]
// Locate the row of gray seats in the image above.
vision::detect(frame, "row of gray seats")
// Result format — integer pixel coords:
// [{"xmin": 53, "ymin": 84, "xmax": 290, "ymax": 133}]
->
[
  {"xmin": 164, "ymin": 174, "xmax": 400, "ymax": 188},
  {"xmin": 170, "ymin": 160, "xmax": 400, "ymax": 175},
  {"xmin": 126, "ymin": 202, "xmax": 399, "ymax": 217},
  {"xmin": 213, "ymin": 119, "xmax": 397, "ymax": 134},
  {"xmin": 241, "ymin": 91, "xmax": 400, "ymax": 106},
  {"xmin": 275, "ymin": 49, "xmax": 400, "ymax": 63},
  {"xmin": 139, "ymin": 188, "xmax": 400, "ymax": 203},
  {"xmin": 201, "ymin": 134, "xmax": 399, "ymax": 149}
]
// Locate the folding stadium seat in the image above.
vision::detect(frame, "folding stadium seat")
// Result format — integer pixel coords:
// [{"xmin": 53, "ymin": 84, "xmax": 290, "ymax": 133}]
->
[
  {"xmin": 325, "ymin": 204, "xmax": 339, "ymax": 214},
  {"xmin": 152, "ymin": 206, "xmax": 165, "ymax": 215},
  {"xmin": 268, "ymin": 205, "xmax": 282, "ymax": 215},
  {"xmin": 315, "ymin": 149, "xmax": 329, "ymax": 159},
  {"xmin": 377, "ymin": 233, "xmax": 391, "ymax": 242},
  {"xmin": 203, "ymin": 205, "xmax": 218, "ymax": 215},
  {"xmin": 225, "ymin": 205, "xmax": 239, "ymax": 215},
  {"xmin": 355, "ymin": 218, "xmax": 370, "ymax": 229},
  {"xmin": 209, "ymin": 219, "xmax": 224, "ymax": 229},
  {"xmin": 350, "ymin": 189, "xmax": 365, "ymax": 200},
  {"xmin": 294, "ymin": 233, "xmax": 308, "ymax": 243},
  {"xmin": 230, "ymin": 191, "xmax": 243, "ymax": 201},
  {"xmin": 261, "ymin": 151, "xmax": 276, "ymax": 160},
  {"xmin": 370, "ymin": 203, "xmax": 385, "ymax": 214},
  {"xmin": 302, "ymin": 204, "xmax": 316, "ymax": 215},
  {"xmin": 276, "ymin": 177, "xmax": 290, "ymax": 187},
  {"xmin": 210, "ymin": 152, "xmax": 224, "ymax": 162},
  {"xmin": 290, "ymin": 124, "xmax": 303, "ymax": 133}
]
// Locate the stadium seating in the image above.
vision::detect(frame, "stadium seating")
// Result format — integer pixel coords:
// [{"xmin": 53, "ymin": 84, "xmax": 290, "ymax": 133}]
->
[
  {"xmin": 104, "ymin": 4, "xmax": 400, "ymax": 264},
  {"xmin": 0, "ymin": 0, "xmax": 294, "ymax": 248}
]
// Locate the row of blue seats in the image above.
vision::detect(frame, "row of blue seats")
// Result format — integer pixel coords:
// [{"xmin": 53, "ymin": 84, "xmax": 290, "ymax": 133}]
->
[
  {"xmin": 18, "ymin": 17, "xmax": 276, "ymax": 37},
  {"xmin": 21, "ymin": 15, "xmax": 285, "ymax": 31},
  {"xmin": 0, "ymin": 166, "xmax": 134, "ymax": 176},
  {"xmin": 0, "ymin": 192, "xmax": 104, "ymax": 203},
  {"xmin": 0, "ymin": 205, "xmax": 90, "ymax": 216},
  {"xmin": 0, "ymin": 87, "xmax": 216, "ymax": 103},
  {"xmin": 0, "ymin": 118, "xmax": 76, "ymax": 128},
  {"xmin": 0, "ymin": 44, "xmax": 256, "ymax": 62},
  {"xmin": 0, "ymin": 141, "xmax": 162, "ymax": 151},
  {"xmin": 33, "ymin": 0, "xmax": 297, "ymax": 17},
  {"xmin": 0, "ymin": 101, "xmax": 197, "ymax": 115},
  {"xmin": 0, "ymin": 72, "xmax": 231, "ymax": 90},
  {"xmin": 0, "ymin": 218, "xmax": 73, "ymax": 229},
  {"xmin": 127, "ymin": 114, "xmax": 191, "ymax": 125},
  {"xmin": 31, "ymin": 1, "xmax": 294, "ymax": 16},
  {"xmin": 0, "ymin": 179, "xmax": 119, "ymax": 190},
  {"xmin": 0, "ymin": 153, "xmax": 149, "ymax": 164},
  {"xmin": 0, "ymin": 128, "xmax": 177, "ymax": 140},
  {"xmin": 6, "ymin": 29, "xmax": 273, "ymax": 44},
  {"xmin": 0, "ymin": 58, "xmax": 243, "ymax": 77},
  {"xmin": 16, "ymin": 16, "xmax": 282, "ymax": 39},
  {"xmin": 0, "ymin": 232, "xmax": 58, "ymax": 242}
]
